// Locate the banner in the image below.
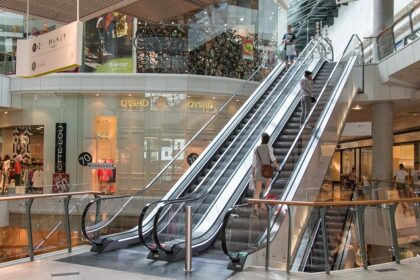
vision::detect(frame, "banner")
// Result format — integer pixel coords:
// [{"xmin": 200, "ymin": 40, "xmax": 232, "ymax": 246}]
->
[
  {"xmin": 242, "ymin": 38, "xmax": 254, "ymax": 60},
  {"xmin": 84, "ymin": 12, "xmax": 133, "ymax": 73},
  {"xmin": 55, "ymin": 123, "xmax": 66, "ymax": 173},
  {"xmin": 16, "ymin": 21, "xmax": 83, "ymax": 77},
  {"xmin": 52, "ymin": 173, "xmax": 69, "ymax": 193}
]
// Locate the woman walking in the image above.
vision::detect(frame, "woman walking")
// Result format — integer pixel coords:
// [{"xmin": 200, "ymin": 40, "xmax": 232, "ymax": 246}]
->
[{"xmin": 252, "ymin": 133, "xmax": 279, "ymax": 208}]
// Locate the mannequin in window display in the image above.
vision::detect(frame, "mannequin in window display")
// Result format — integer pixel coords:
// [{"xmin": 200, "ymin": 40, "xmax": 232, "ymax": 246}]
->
[
  {"xmin": 32, "ymin": 166, "xmax": 44, "ymax": 191},
  {"xmin": 1, "ymin": 155, "xmax": 11, "ymax": 194},
  {"xmin": 98, "ymin": 158, "xmax": 116, "ymax": 194}
]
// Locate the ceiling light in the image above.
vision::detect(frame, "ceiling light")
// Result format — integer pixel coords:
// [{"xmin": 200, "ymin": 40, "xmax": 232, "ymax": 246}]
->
[
  {"xmin": 4, "ymin": 111, "xmax": 8, "ymax": 114},
  {"xmin": 96, "ymin": 93, "xmax": 100, "ymax": 97},
  {"xmin": 236, "ymin": 99, "xmax": 240, "ymax": 102},
  {"xmin": 239, "ymin": 17, "xmax": 244, "ymax": 22},
  {"xmin": 204, "ymin": 11, "xmax": 207, "ymax": 15},
  {"xmin": 352, "ymin": 104, "xmax": 362, "ymax": 110},
  {"xmin": 212, "ymin": 96, "xmax": 216, "ymax": 99},
  {"xmin": 223, "ymin": 23, "xmax": 228, "ymax": 27},
  {"xmin": 128, "ymin": 94, "xmax": 132, "ymax": 97},
  {"xmin": 34, "ymin": 95, "xmax": 38, "ymax": 100}
]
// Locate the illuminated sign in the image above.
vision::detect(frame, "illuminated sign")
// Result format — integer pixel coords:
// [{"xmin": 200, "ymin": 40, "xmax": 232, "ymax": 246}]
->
[
  {"xmin": 187, "ymin": 100, "xmax": 214, "ymax": 112},
  {"xmin": 120, "ymin": 98, "xmax": 149, "ymax": 109}
]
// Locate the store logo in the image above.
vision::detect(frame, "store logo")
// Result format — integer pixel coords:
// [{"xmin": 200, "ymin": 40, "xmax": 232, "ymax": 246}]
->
[
  {"xmin": 120, "ymin": 98, "xmax": 149, "ymax": 108},
  {"xmin": 55, "ymin": 123, "xmax": 67, "ymax": 173},
  {"xmin": 187, "ymin": 100, "xmax": 214, "ymax": 112}
]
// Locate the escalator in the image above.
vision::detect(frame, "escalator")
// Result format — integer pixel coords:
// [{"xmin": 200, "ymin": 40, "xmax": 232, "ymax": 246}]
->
[
  {"xmin": 81, "ymin": 43, "xmax": 291, "ymax": 252},
  {"xmin": 143, "ymin": 40, "xmax": 334, "ymax": 261},
  {"xmin": 221, "ymin": 35, "xmax": 365, "ymax": 271},
  {"xmin": 302, "ymin": 202, "xmax": 354, "ymax": 272}
]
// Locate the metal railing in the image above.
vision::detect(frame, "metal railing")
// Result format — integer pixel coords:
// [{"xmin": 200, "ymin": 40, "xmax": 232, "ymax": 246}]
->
[
  {"xmin": 364, "ymin": 2, "xmax": 420, "ymax": 62},
  {"xmin": 0, "ymin": 191, "xmax": 101, "ymax": 263},
  {"xmin": 238, "ymin": 196, "xmax": 420, "ymax": 274}
]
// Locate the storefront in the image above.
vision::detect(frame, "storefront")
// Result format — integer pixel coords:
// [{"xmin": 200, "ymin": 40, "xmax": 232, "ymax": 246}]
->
[
  {"xmin": 0, "ymin": 91, "xmax": 246, "ymax": 195},
  {"xmin": 327, "ymin": 131, "xmax": 420, "ymax": 184}
]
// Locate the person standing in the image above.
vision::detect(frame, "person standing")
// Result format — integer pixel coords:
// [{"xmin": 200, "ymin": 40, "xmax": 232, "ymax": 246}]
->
[
  {"xmin": 14, "ymin": 155, "xmax": 22, "ymax": 186},
  {"xmin": 282, "ymin": 25, "xmax": 297, "ymax": 69},
  {"xmin": 411, "ymin": 162, "xmax": 420, "ymax": 187},
  {"xmin": 252, "ymin": 133, "xmax": 279, "ymax": 208},
  {"xmin": 300, "ymin": 70, "xmax": 314, "ymax": 127},
  {"xmin": 394, "ymin": 163, "xmax": 410, "ymax": 213}
]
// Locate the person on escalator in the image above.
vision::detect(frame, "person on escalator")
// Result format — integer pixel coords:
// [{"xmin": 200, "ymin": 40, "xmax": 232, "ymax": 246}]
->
[
  {"xmin": 300, "ymin": 70, "xmax": 314, "ymax": 128},
  {"xmin": 252, "ymin": 133, "xmax": 279, "ymax": 209},
  {"xmin": 282, "ymin": 25, "xmax": 297, "ymax": 69}
]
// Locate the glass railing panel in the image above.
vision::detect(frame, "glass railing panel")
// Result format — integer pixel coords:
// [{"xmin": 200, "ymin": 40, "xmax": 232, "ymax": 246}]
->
[{"xmin": 0, "ymin": 200, "xmax": 28, "ymax": 263}]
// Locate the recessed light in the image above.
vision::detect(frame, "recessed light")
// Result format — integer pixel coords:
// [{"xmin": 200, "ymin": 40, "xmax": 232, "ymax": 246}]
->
[
  {"xmin": 236, "ymin": 99, "xmax": 240, "ymax": 102},
  {"xmin": 96, "ymin": 93, "xmax": 100, "ymax": 97},
  {"xmin": 4, "ymin": 111, "xmax": 8, "ymax": 114},
  {"xmin": 239, "ymin": 17, "xmax": 244, "ymax": 22},
  {"xmin": 187, "ymin": 95, "xmax": 191, "ymax": 98},
  {"xmin": 34, "ymin": 95, "xmax": 38, "ymax": 100},
  {"xmin": 212, "ymin": 96, "xmax": 216, "ymax": 99},
  {"xmin": 128, "ymin": 94, "xmax": 132, "ymax": 97},
  {"xmin": 223, "ymin": 23, "xmax": 228, "ymax": 27},
  {"xmin": 352, "ymin": 104, "xmax": 362, "ymax": 110}
]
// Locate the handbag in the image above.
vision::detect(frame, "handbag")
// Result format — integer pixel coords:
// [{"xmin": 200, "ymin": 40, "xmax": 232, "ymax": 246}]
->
[{"xmin": 256, "ymin": 147, "xmax": 274, "ymax": 178}]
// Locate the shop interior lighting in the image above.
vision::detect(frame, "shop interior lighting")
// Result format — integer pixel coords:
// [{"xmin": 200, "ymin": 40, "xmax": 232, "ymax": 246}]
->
[
  {"xmin": 352, "ymin": 104, "xmax": 362, "ymax": 110},
  {"xmin": 4, "ymin": 111, "xmax": 8, "ymax": 114},
  {"xmin": 96, "ymin": 93, "xmax": 100, "ymax": 97},
  {"xmin": 34, "ymin": 95, "xmax": 38, "ymax": 100},
  {"xmin": 128, "ymin": 94, "xmax": 132, "ymax": 97},
  {"xmin": 239, "ymin": 17, "xmax": 244, "ymax": 22},
  {"xmin": 236, "ymin": 99, "xmax": 240, "ymax": 102},
  {"xmin": 212, "ymin": 96, "xmax": 216, "ymax": 99}
]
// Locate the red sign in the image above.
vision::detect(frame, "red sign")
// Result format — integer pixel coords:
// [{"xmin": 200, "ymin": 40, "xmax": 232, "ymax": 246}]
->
[{"xmin": 52, "ymin": 173, "xmax": 69, "ymax": 193}]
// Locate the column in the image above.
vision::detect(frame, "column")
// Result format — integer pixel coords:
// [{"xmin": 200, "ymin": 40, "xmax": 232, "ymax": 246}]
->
[
  {"xmin": 373, "ymin": 0, "xmax": 394, "ymax": 61},
  {"xmin": 371, "ymin": 102, "xmax": 393, "ymax": 199}
]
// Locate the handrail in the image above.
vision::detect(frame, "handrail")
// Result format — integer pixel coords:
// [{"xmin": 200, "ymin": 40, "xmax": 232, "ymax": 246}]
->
[
  {"xmin": 375, "ymin": 2, "xmax": 420, "ymax": 41},
  {"xmin": 0, "ymin": 191, "xmax": 100, "ymax": 263},
  {"xmin": 221, "ymin": 34, "xmax": 364, "ymax": 268},
  {"xmin": 150, "ymin": 39, "xmax": 325, "ymax": 254},
  {"xmin": 0, "ymin": 191, "xmax": 102, "ymax": 202},
  {"xmin": 81, "ymin": 47, "xmax": 282, "ymax": 241},
  {"xmin": 246, "ymin": 197, "xmax": 420, "ymax": 206}
]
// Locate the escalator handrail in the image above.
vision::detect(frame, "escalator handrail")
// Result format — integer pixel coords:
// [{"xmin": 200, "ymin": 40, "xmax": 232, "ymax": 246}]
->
[
  {"xmin": 151, "ymin": 40, "xmax": 325, "ymax": 254},
  {"xmin": 81, "ymin": 48, "xmax": 280, "ymax": 244},
  {"xmin": 220, "ymin": 58, "xmax": 329, "ymax": 261},
  {"xmin": 221, "ymin": 35, "xmax": 364, "ymax": 263}
]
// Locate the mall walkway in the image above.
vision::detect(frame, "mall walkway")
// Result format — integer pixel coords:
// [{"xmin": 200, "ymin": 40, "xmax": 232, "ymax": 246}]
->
[{"xmin": 0, "ymin": 246, "xmax": 419, "ymax": 280}]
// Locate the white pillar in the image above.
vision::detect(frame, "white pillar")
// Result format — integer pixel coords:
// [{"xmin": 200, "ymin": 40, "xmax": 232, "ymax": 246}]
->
[
  {"xmin": 372, "ymin": 102, "xmax": 393, "ymax": 199},
  {"xmin": 372, "ymin": 0, "xmax": 394, "ymax": 61}
]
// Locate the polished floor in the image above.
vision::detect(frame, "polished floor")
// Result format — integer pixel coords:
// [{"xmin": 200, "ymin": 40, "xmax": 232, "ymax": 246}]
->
[{"xmin": 0, "ymin": 246, "xmax": 419, "ymax": 280}]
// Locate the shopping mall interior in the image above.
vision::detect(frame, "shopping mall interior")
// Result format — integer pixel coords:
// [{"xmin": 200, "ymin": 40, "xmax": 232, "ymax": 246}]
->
[{"xmin": 0, "ymin": 0, "xmax": 419, "ymax": 279}]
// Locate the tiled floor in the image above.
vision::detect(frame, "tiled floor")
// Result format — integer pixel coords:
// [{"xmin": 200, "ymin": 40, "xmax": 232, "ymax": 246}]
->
[{"xmin": 1, "ymin": 246, "xmax": 419, "ymax": 280}]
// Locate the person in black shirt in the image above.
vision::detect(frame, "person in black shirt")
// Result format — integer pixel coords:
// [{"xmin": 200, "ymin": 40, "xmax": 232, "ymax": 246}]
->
[{"xmin": 282, "ymin": 25, "xmax": 297, "ymax": 69}]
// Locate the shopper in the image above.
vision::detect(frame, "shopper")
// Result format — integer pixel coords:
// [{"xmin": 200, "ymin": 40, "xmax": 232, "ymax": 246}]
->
[
  {"xmin": 411, "ymin": 161, "xmax": 420, "ymax": 187},
  {"xmin": 347, "ymin": 167, "xmax": 357, "ymax": 189},
  {"xmin": 252, "ymin": 133, "xmax": 279, "ymax": 209},
  {"xmin": 393, "ymin": 163, "xmax": 411, "ymax": 214},
  {"xmin": 282, "ymin": 25, "xmax": 297, "ymax": 69},
  {"xmin": 300, "ymin": 70, "xmax": 314, "ymax": 127},
  {"xmin": 14, "ymin": 155, "xmax": 22, "ymax": 186}
]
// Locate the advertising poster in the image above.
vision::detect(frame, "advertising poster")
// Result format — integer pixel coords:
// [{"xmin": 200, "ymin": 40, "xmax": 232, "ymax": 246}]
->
[
  {"xmin": 52, "ymin": 173, "xmax": 69, "ymax": 193},
  {"xmin": 84, "ymin": 12, "xmax": 133, "ymax": 73},
  {"xmin": 242, "ymin": 37, "xmax": 254, "ymax": 60}
]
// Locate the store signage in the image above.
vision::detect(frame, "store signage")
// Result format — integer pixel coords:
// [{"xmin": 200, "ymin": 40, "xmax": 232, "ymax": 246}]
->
[
  {"xmin": 187, "ymin": 100, "xmax": 214, "ymax": 112},
  {"xmin": 78, "ymin": 152, "xmax": 93, "ymax": 166},
  {"xmin": 342, "ymin": 122, "xmax": 372, "ymax": 137},
  {"xmin": 120, "ymin": 98, "xmax": 149, "ymax": 109},
  {"xmin": 52, "ymin": 173, "xmax": 69, "ymax": 193},
  {"xmin": 88, "ymin": 163, "xmax": 115, "ymax": 169},
  {"xmin": 187, "ymin": 153, "xmax": 199, "ymax": 166},
  {"xmin": 55, "ymin": 123, "xmax": 66, "ymax": 173},
  {"xmin": 16, "ymin": 21, "xmax": 83, "ymax": 77}
]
